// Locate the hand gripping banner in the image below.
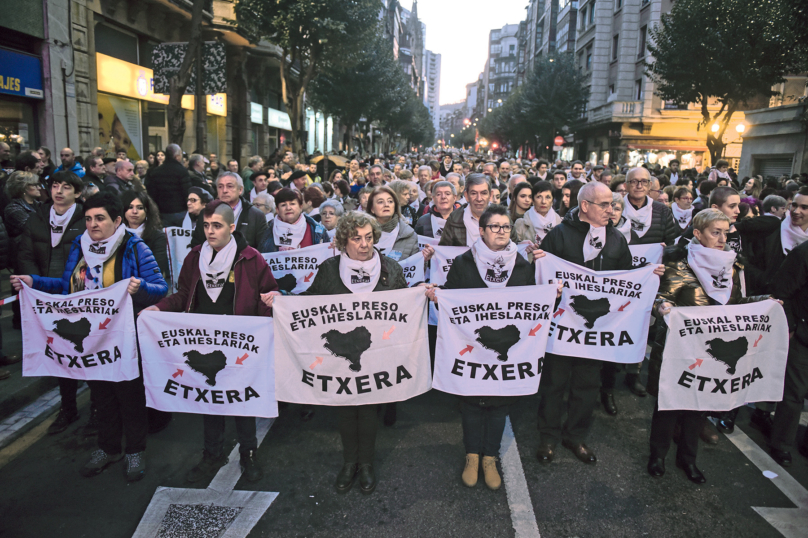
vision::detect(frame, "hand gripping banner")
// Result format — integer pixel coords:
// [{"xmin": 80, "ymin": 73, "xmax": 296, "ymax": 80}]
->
[
  {"xmin": 273, "ymin": 287, "xmax": 431, "ymax": 406},
  {"xmin": 657, "ymin": 301, "xmax": 788, "ymax": 411},
  {"xmin": 536, "ymin": 253, "xmax": 660, "ymax": 363},
  {"xmin": 262, "ymin": 243, "xmax": 337, "ymax": 294},
  {"xmin": 433, "ymin": 286, "xmax": 557, "ymax": 396},
  {"xmin": 165, "ymin": 226, "xmax": 194, "ymax": 294},
  {"xmin": 429, "ymin": 245, "xmax": 469, "ymax": 286},
  {"xmin": 20, "ymin": 280, "xmax": 138, "ymax": 381},
  {"xmin": 138, "ymin": 311, "xmax": 277, "ymax": 418}
]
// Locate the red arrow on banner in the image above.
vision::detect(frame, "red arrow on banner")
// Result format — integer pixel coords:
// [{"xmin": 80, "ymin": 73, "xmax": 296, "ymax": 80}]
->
[
  {"xmin": 47, "ymin": 336, "xmax": 53, "ymax": 345},
  {"xmin": 553, "ymin": 308, "xmax": 565, "ymax": 318},
  {"xmin": 459, "ymin": 345, "xmax": 473, "ymax": 355},
  {"xmin": 303, "ymin": 272, "xmax": 314, "ymax": 282},
  {"xmin": 98, "ymin": 318, "xmax": 111, "ymax": 330},
  {"xmin": 309, "ymin": 357, "xmax": 324, "ymax": 370},
  {"xmin": 753, "ymin": 335, "xmax": 763, "ymax": 347},
  {"xmin": 172, "ymin": 369, "xmax": 184, "ymax": 378},
  {"xmin": 236, "ymin": 354, "xmax": 248, "ymax": 365},
  {"xmin": 618, "ymin": 301, "xmax": 631, "ymax": 312},
  {"xmin": 688, "ymin": 359, "xmax": 703, "ymax": 370},
  {"xmin": 383, "ymin": 326, "xmax": 396, "ymax": 340},
  {"xmin": 528, "ymin": 323, "xmax": 543, "ymax": 336}
]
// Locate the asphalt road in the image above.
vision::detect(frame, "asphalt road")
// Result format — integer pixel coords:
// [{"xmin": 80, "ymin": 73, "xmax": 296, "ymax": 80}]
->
[{"xmin": 0, "ymin": 378, "xmax": 806, "ymax": 538}]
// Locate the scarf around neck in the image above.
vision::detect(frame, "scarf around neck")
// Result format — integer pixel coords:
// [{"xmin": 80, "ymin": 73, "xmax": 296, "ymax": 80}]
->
[
  {"xmin": 126, "ymin": 223, "xmax": 145, "ymax": 238},
  {"xmin": 182, "ymin": 212, "xmax": 195, "ymax": 230},
  {"xmin": 472, "ymin": 238, "xmax": 517, "ymax": 288},
  {"xmin": 80, "ymin": 225, "xmax": 127, "ymax": 290},
  {"xmin": 780, "ymin": 212, "xmax": 808, "ymax": 255},
  {"xmin": 615, "ymin": 216, "xmax": 632, "ymax": 243},
  {"xmin": 671, "ymin": 203, "xmax": 693, "ymax": 230},
  {"xmin": 622, "ymin": 196, "xmax": 654, "ymax": 238},
  {"xmin": 198, "ymin": 236, "xmax": 237, "ymax": 302},
  {"xmin": 339, "ymin": 250, "xmax": 382, "ymax": 293},
  {"xmin": 376, "ymin": 215, "xmax": 400, "ymax": 257},
  {"xmin": 687, "ymin": 240, "xmax": 736, "ymax": 304},
  {"xmin": 526, "ymin": 206, "xmax": 559, "ymax": 245},
  {"xmin": 49, "ymin": 204, "xmax": 76, "ymax": 248},
  {"xmin": 273, "ymin": 213, "xmax": 307, "ymax": 250},
  {"xmin": 583, "ymin": 223, "xmax": 607, "ymax": 262}
]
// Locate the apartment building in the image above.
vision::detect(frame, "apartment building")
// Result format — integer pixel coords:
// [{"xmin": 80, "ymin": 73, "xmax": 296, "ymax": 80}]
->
[
  {"xmin": 424, "ymin": 50, "xmax": 441, "ymax": 135},
  {"xmin": 524, "ymin": 0, "xmax": 560, "ymax": 73},
  {"xmin": 481, "ymin": 24, "xmax": 520, "ymax": 117}
]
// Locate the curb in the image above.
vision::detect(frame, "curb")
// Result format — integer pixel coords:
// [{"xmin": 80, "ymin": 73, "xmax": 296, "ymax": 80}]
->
[{"xmin": 0, "ymin": 384, "xmax": 88, "ymax": 451}]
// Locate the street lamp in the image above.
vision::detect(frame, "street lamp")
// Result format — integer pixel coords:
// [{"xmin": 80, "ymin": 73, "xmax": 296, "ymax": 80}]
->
[
  {"xmin": 497, "ymin": 99, "xmax": 502, "ymax": 103},
  {"xmin": 736, "ymin": 123, "xmax": 745, "ymax": 134},
  {"xmin": 488, "ymin": 108, "xmax": 492, "ymax": 112},
  {"xmin": 711, "ymin": 123, "xmax": 720, "ymax": 133}
]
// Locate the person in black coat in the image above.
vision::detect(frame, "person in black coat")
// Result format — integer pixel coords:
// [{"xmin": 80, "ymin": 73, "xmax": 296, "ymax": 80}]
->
[
  {"xmin": 428, "ymin": 205, "xmax": 548, "ymax": 491},
  {"xmin": 536, "ymin": 182, "xmax": 664, "ymax": 466},
  {"xmin": 146, "ymin": 144, "xmax": 192, "ymax": 227},
  {"xmin": 190, "ymin": 172, "xmax": 267, "ymax": 249}
]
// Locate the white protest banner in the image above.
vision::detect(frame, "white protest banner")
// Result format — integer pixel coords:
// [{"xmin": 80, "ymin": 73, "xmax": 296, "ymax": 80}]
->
[
  {"xmin": 273, "ymin": 287, "xmax": 431, "ymax": 406},
  {"xmin": 516, "ymin": 241, "xmax": 531, "ymax": 260},
  {"xmin": 629, "ymin": 243, "xmax": 664, "ymax": 269},
  {"xmin": 262, "ymin": 243, "xmax": 337, "ymax": 294},
  {"xmin": 20, "ymin": 281, "xmax": 138, "ymax": 381},
  {"xmin": 434, "ymin": 286, "xmax": 557, "ymax": 396},
  {"xmin": 429, "ymin": 245, "xmax": 470, "ymax": 286},
  {"xmin": 418, "ymin": 234, "xmax": 440, "ymax": 250},
  {"xmin": 165, "ymin": 226, "xmax": 194, "ymax": 294},
  {"xmin": 536, "ymin": 253, "xmax": 660, "ymax": 363},
  {"xmin": 657, "ymin": 301, "xmax": 788, "ymax": 411},
  {"xmin": 138, "ymin": 311, "xmax": 276, "ymax": 418},
  {"xmin": 399, "ymin": 252, "xmax": 425, "ymax": 287}
]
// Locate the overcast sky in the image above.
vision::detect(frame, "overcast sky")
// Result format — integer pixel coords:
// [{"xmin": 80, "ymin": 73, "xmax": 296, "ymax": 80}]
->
[{"xmin": 414, "ymin": 0, "xmax": 528, "ymax": 106}]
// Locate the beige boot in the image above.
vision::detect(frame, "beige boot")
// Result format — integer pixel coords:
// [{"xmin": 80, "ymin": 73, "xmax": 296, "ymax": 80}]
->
[
  {"xmin": 462, "ymin": 454, "xmax": 479, "ymax": 487},
  {"xmin": 482, "ymin": 456, "xmax": 502, "ymax": 490}
]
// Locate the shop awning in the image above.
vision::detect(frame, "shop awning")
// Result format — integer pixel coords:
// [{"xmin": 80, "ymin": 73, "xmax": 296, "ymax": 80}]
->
[{"xmin": 626, "ymin": 144, "xmax": 707, "ymax": 152}]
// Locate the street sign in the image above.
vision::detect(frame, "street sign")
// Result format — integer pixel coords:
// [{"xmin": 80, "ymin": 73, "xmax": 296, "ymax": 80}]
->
[{"xmin": 554, "ymin": 136, "xmax": 564, "ymax": 146}]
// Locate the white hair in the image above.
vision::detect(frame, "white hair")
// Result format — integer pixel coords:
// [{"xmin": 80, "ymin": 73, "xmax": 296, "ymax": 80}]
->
[{"xmin": 216, "ymin": 171, "xmax": 244, "ymax": 190}]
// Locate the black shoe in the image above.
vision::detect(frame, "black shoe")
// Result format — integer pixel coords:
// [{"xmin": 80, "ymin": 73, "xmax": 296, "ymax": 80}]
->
[
  {"xmin": 750, "ymin": 409, "xmax": 774, "ymax": 437},
  {"xmin": 770, "ymin": 447, "xmax": 793, "ymax": 467},
  {"xmin": 601, "ymin": 391, "xmax": 618, "ymax": 416},
  {"xmin": 240, "ymin": 450, "xmax": 263, "ymax": 482},
  {"xmin": 716, "ymin": 413, "xmax": 735, "ymax": 435},
  {"xmin": 676, "ymin": 459, "xmax": 706, "ymax": 484},
  {"xmin": 0, "ymin": 355, "xmax": 21, "ymax": 366},
  {"xmin": 799, "ymin": 443, "xmax": 808, "ymax": 460},
  {"xmin": 536, "ymin": 443, "xmax": 555, "ymax": 464},
  {"xmin": 699, "ymin": 419, "xmax": 720, "ymax": 445},
  {"xmin": 647, "ymin": 456, "xmax": 665, "ymax": 477},
  {"xmin": 358, "ymin": 463, "xmax": 377, "ymax": 494},
  {"xmin": 48, "ymin": 409, "xmax": 79, "ymax": 435},
  {"xmin": 186, "ymin": 451, "xmax": 229, "ymax": 483},
  {"xmin": 335, "ymin": 463, "xmax": 358, "ymax": 493},
  {"xmin": 624, "ymin": 374, "xmax": 647, "ymax": 397},
  {"xmin": 561, "ymin": 439, "xmax": 597, "ymax": 464},
  {"xmin": 383, "ymin": 403, "xmax": 397, "ymax": 426},
  {"xmin": 300, "ymin": 407, "xmax": 315, "ymax": 422},
  {"xmin": 83, "ymin": 407, "xmax": 100, "ymax": 437}
]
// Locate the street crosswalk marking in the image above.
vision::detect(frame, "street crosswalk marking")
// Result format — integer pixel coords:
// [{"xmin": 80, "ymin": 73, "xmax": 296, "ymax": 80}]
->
[{"xmin": 500, "ymin": 416, "xmax": 541, "ymax": 538}]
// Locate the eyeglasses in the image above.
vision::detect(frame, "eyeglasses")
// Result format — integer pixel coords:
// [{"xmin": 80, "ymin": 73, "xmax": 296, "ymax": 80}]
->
[
  {"xmin": 253, "ymin": 203, "xmax": 269, "ymax": 210},
  {"xmin": 484, "ymin": 224, "xmax": 512, "ymax": 233},
  {"xmin": 628, "ymin": 179, "xmax": 650, "ymax": 187},
  {"xmin": 584, "ymin": 200, "xmax": 614, "ymax": 211}
]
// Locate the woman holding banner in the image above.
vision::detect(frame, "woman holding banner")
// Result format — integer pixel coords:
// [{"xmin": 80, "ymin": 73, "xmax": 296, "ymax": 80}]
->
[
  {"xmin": 648, "ymin": 209, "xmax": 772, "ymax": 484},
  {"xmin": 257, "ymin": 188, "xmax": 325, "ymax": 254}
]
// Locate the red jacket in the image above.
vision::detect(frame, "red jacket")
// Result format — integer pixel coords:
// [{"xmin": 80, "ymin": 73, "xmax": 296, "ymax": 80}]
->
[{"xmin": 155, "ymin": 233, "xmax": 278, "ymax": 316}]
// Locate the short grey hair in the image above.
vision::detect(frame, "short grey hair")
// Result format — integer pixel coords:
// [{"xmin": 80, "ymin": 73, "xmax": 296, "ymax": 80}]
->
[
  {"xmin": 483, "ymin": 162, "xmax": 498, "ymax": 172},
  {"xmin": 253, "ymin": 192, "xmax": 274, "ymax": 212},
  {"xmin": 115, "ymin": 160, "xmax": 133, "ymax": 172},
  {"xmin": 611, "ymin": 192, "xmax": 624, "ymax": 209},
  {"xmin": 418, "ymin": 165, "xmax": 432, "ymax": 175},
  {"xmin": 465, "ymin": 173, "xmax": 490, "ymax": 193},
  {"xmin": 216, "ymin": 171, "xmax": 244, "ymax": 190},
  {"xmin": 762, "ymin": 194, "xmax": 787, "ymax": 213},
  {"xmin": 166, "ymin": 143, "xmax": 182, "ymax": 161},
  {"xmin": 445, "ymin": 172, "xmax": 465, "ymax": 190},
  {"xmin": 578, "ymin": 181, "xmax": 607, "ymax": 205},
  {"xmin": 248, "ymin": 155, "xmax": 262, "ymax": 167},
  {"xmin": 508, "ymin": 174, "xmax": 526, "ymax": 191},
  {"xmin": 626, "ymin": 166, "xmax": 651, "ymax": 183},
  {"xmin": 189, "ymin": 153, "xmax": 205, "ymax": 169},
  {"xmin": 320, "ymin": 199, "xmax": 345, "ymax": 217},
  {"xmin": 432, "ymin": 180, "xmax": 457, "ymax": 197},
  {"xmin": 692, "ymin": 208, "xmax": 731, "ymax": 232}
]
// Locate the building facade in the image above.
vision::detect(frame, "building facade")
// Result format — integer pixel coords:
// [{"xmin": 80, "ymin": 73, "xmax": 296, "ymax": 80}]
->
[
  {"xmin": 482, "ymin": 24, "xmax": 520, "ymax": 117},
  {"xmin": 424, "ymin": 50, "xmax": 441, "ymax": 135}
]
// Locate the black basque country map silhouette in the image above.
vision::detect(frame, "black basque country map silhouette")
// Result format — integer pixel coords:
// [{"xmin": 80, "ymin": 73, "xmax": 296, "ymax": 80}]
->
[
  {"xmin": 322, "ymin": 327, "xmax": 373, "ymax": 372},
  {"xmin": 53, "ymin": 317, "xmax": 92, "ymax": 352},
  {"xmin": 705, "ymin": 336, "xmax": 749, "ymax": 375},
  {"xmin": 184, "ymin": 350, "xmax": 228, "ymax": 386},
  {"xmin": 474, "ymin": 325, "xmax": 521, "ymax": 362},
  {"xmin": 275, "ymin": 274, "xmax": 298, "ymax": 293},
  {"xmin": 569, "ymin": 294, "xmax": 611, "ymax": 329}
]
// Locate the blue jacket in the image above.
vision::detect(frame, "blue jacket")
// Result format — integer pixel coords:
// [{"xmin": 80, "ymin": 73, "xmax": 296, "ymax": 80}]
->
[
  {"xmin": 54, "ymin": 162, "xmax": 86, "ymax": 178},
  {"xmin": 31, "ymin": 231, "xmax": 168, "ymax": 311},
  {"xmin": 258, "ymin": 214, "xmax": 326, "ymax": 253}
]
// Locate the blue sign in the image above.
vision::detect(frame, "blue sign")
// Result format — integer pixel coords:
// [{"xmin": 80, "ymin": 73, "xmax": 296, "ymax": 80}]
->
[{"xmin": 0, "ymin": 48, "xmax": 44, "ymax": 99}]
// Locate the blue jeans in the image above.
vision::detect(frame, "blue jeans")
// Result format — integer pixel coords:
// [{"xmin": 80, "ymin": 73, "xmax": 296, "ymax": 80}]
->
[{"xmin": 460, "ymin": 400, "xmax": 508, "ymax": 456}]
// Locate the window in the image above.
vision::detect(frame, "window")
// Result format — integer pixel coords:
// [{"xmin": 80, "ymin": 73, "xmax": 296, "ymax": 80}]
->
[
  {"xmin": 581, "ymin": 99, "xmax": 589, "ymax": 117},
  {"xmin": 609, "ymin": 84, "xmax": 615, "ymax": 95},
  {"xmin": 489, "ymin": 83, "xmax": 494, "ymax": 92},
  {"xmin": 579, "ymin": 51, "xmax": 586, "ymax": 71},
  {"xmin": 488, "ymin": 99, "xmax": 494, "ymax": 108},
  {"xmin": 612, "ymin": 34, "xmax": 619, "ymax": 60},
  {"xmin": 586, "ymin": 45, "xmax": 592, "ymax": 70},
  {"xmin": 589, "ymin": 2, "xmax": 595, "ymax": 23},
  {"xmin": 509, "ymin": 44, "xmax": 515, "ymax": 55},
  {"xmin": 535, "ymin": 22, "xmax": 544, "ymax": 48},
  {"xmin": 638, "ymin": 25, "xmax": 647, "ymax": 58},
  {"xmin": 580, "ymin": 7, "xmax": 587, "ymax": 30},
  {"xmin": 616, "ymin": 0, "xmax": 622, "ymax": 9},
  {"xmin": 635, "ymin": 78, "xmax": 643, "ymax": 100}
]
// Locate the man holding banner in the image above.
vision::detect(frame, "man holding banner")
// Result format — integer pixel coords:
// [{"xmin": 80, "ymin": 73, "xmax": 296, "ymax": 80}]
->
[
  {"xmin": 12, "ymin": 192, "xmax": 168, "ymax": 482},
  {"xmin": 535, "ymin": 182, "xmax": 664, "ymax": 465},
  {"xmin": 142, "ymin": 200, "xmax": 278, "ymax": 483}
]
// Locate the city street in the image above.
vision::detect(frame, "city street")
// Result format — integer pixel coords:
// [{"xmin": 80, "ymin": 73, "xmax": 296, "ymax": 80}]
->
[{"xmin": 1, "ymin": 371, "xmax": 805, "ymax": 538}]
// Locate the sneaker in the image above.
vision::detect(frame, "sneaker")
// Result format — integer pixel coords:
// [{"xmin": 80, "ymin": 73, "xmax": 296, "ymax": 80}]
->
[
  {"xmin": 186, "ymin": 451, "xmax": 229, "ymax": 483},
  {"xmin": 124, "ymin": 452, "xmax": 146, "ymax": 481},
  {"xmin": 48, "ymin": 409, "xmax": 79, "ymax": 435},
  {"xmin": 79, "ymin": 449, "xmax": 123, "ymax": 477},
  {"xmin": 240, "ymin": 450, "xmax": 263, "ymax": 482},
  {"xmin": 82, "ymin": 407, "xmax": 100, "ymax": 437}
]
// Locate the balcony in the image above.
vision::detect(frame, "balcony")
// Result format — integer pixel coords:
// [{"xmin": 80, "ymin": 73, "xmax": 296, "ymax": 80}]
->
[{"xmin": 587, "ymin": 101, "xmax": 644, "ymax": 123}]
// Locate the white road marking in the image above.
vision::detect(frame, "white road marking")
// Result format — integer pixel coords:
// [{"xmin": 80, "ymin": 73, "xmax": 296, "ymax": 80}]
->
[
  {"xmin": 500, "ymin": 416, "xmax": 541, "ymax": 538},
  {"xmin": 132, "ymin": 417, "xmax": 278, "ymax": 538}
]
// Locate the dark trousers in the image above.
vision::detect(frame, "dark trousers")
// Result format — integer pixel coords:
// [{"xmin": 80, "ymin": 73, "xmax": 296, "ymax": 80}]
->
[
  {"xmin": 202, "ymin": 415, "xmax": 257, "ymax": 458},
  {"xmin": 58, "ymin": 378, "xmax": 97, "ymax": 415},
  {"xmin": 337, "ymin": 404, "xmax": 378, "ymax": 464},
  {"xmin": 649, "ymin": 402, "xmax": 702, "ymax": 464},
  {"xmin": 770, "ymin": 338, "xmax": 808, "ymax": 451},
  {"xmin": 428, "ymin": 324, "xmax": 437, "ymax": 373},
  {"xmin": 87, "ymin": 377, "xmax": 148, "ymax": 455},
  {"xmin": 460, "ymin": 400, "xmax": 508, "ymax": 456},
  {"xmin": 537, "ymin": 353, "xmax": 602, "ymax": 445}
]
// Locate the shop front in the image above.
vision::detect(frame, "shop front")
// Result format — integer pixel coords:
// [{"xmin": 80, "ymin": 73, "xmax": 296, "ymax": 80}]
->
[
  {"xmin": 0, "ymin": 47, "xmax": 44, "ymax": 159},
  {"xmin": 267, "ymin": 106, "xmax": 292, "ymax": 154},
  {"xmin": 623, "ymin": 143, "xmax": 706, "ymax": 171},
  {"xmin": 95, "ymin": 53, "xmax": 226, "ymax": 160}
]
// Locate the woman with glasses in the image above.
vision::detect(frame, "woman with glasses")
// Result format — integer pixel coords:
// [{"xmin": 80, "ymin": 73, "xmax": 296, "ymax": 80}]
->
[
  {"xmin": 319, "ymin": 199, "xmax": 343, "ymax": 240},
  {"xmin": 671, "ymin": 187, "xmax": 694, "ymax": 230},
  {"xmin": 252, "ymin": 193, "xmax": 275, "ymax": 223},
  {"xmin": 182, "ymin": 187, "xmax": 212, "ymax": 230}
]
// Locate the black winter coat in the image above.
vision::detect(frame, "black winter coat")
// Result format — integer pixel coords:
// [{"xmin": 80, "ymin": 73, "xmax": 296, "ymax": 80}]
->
[
  {"xmin": 301, "ymin": 251, "xmax": 407, "ymax": 295},
  {"xmin": 141, "ymin": 228, "xmax": 170, "ymax": 282},
  {"xmin": 17, "ymin": 203, "xmax": 85, "ymax": 277},
  {"xmin": 624, "ymin": 197, "xmax": 680, "ymax": 246},
  {"xmin": 772, "ymin": 239, "xmax": 808, "ymax": 348},
  {"xmin": 0, "ymin": 216, "xmax": 10, "ymax": 270},
  {"xmin": 540, "ymin": 208, "xmax": 633, "ymax": 271},
  {"xmin": 146, "ymin": 160, "xmax": 192, "ymax": 214},
  {"xmin": 190, "ymin": 199, "xmax": 268, "ymax": 250},
  {"xmin": 4, "ymin": 198, "xmax": 37, "ymax": 239}
]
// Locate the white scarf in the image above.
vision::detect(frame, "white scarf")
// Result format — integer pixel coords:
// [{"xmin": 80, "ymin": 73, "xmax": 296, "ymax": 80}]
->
[
  {"xmin": 463, "ymin": 205, "xmax": 481, "ymax": 247},
  {"xmin": 687, "ymin": 241, "xmax": 736, "ymax": 305},
  {"xmin": 670, "ymin": 172, "xmax": 679, "ymax": 185},
  {"xmin": 376, "ymin": 224, "xmax": 399, "ymax": 256},
  {"xmin": 472, "ymin": 238, "xmax": 517, "ymax": 288},
  {"xmin": 198, "ymin": 236, "xmax": 237, "ymax": 302},
  {"xmin": 339, "ymin": 250, "xmax": 381, "ymax": 293},
  {"xmin": 615, "ymin": 217, "xmax": 632, "ymax": 243},
  {"xmin": 49, "ymin": 204, "xmax": 76, "ymax": 248},
  {"xmin": 430, "ymin": 214, "xmax": 447, "ymax": 238},
  {"xmin": 273, "ymin": 214, "xmax": 307, "ymax": 250},
  {"xmin": 126, "ymin": 223, "xmax": 145, "ymax": 237},
  {"xmin": 325, "ymin": 227, "xmax": 336, "ymax": 240},
  {"xmin": 780, "ymin": 212, "xmax": 808, "ymax": 255},
  {"xmin": 622, "ymin": 196, "xmax": 654, "ymax": 238},
  {"xmin": 249, "ymin": 188, "xmax": 266, "ymax": 202},
  {"xmin": 583, "ymin": 224, "xmax": 607, "ymax": 262},
  {"xmin": 232, "ymin": 200, "xmax": 243, "ymax": 224},
  {"xmin": 526, "ymin": 206, "xmax": 559, "ymax": 245},
  {"xmin": 182, "ymin": 212, "xmax": 195, "ymax": 230},
  {"xmin": 265, "ymin": 212, "xmax": 274, "ymax": 223},
  {"xmin": 671, "ymin": 204, "xmax": 693, "ymax": 230},
  {"xmin": 80, "ymin": 225, "xmax": 127, "ymax": 290}
]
